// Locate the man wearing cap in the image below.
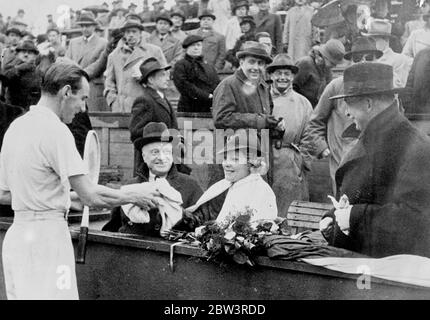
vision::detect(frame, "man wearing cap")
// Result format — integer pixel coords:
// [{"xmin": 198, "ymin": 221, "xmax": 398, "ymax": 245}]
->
[
  {"xmin": 189, "ymin": 10, "xmax": 226, "ymax": 71},
  {"xmin": 170, "ymin": 10, "xmax": 188, "ymax": 43},
  {"xmin": 363, "ymin": 19, "xmax": 412, "ymax": 88},
  {"xmin": 282, "ymin": 0, "xmax": 318, "ymax": 62},
  {"xmin": 225, "ymin": 0, "xmax": 250, "ymax": 51},
  {"xmin": 402, "ymin": 9, "xmax": 430, "ymax": 58},
  {"xmin": 66, "ymin": 12, "xmax": 108, "ymax": 111},
  {"xmin": 253, "ymin": 0, "xmax": 283, "ymax": 54},
  {"xmin": 173, "ymin": 35, "xmax": 220, "ymax": 112},
  {"xmin": 0, "ymin": 26, "xmax": 22, "ymax": 72},
  {"xmin": 225, "ymin": 16, "xmax": 256, "ymax": 69},
  {"xmin": 147, "ymin": 14, "xmax": 183, "ymax": 66},
  {"xmin": 104, "ymin": 15, "xmax": 167, "ymax": 112},
  {"xmin": 319, "ymin": 62, "xmax": 430, "ymax": 258},
  {"xmin": 103, "ymin": 122, "xmax": 203, "ymax": 236},
  {"xmin": 302, "ymin": 37, "xmax": 382, "ymax": 195},
  {"xmin": 293, "ymin": 39, "xmax": 345, "ymax": 107},
  {"xmin": 266, "ymin": 53, "xmax": 313, "ymax": 215},
  {"xmin": 1, "ymin": 40, "xmax": 41, "ymax": 109},
  {"xmin": 256, "ymin": 31, "xmax": 276, "ymax": 57},
  {"xmin": 43, "ymin": 27, "xmax": 66, "ymax": 58}
]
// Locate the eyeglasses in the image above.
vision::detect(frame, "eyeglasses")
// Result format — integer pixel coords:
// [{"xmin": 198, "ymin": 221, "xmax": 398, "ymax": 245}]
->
[{"xmin": 352, "ymin": 53, "xmax": 376, "ymax": 63}]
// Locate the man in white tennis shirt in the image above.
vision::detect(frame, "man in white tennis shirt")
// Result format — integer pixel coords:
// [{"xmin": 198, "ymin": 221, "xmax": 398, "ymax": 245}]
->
[{"xmin": 0, "ymin": 62, "xmax": 159, "ymax": 300}]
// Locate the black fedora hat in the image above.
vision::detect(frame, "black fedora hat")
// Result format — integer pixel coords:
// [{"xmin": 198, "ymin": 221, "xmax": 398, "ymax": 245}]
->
[
  {"xmin": 199, "ymin": 10, "xmax": 216, "ymax": 20},
  {"xmin": 16, "ymin": 40, "xmax": 39, "ymax": 54},
  {"xmin": 155, "ymin": 13, "xmax": 173, "ymax": 26},
  {"xmin": 236, "ymin": 41, "xmax": 273, "ymax": 64},
  {"xmin": 330, "ymin": 63, "xmax": 405, "ymax": 100},
  {"xmin": 139, "ymin": 57, "xmax": 171, "ymax": 84},
  {"xmin": 344, "ymin": 36, "xmax": 383, "ymax": 60},
  {"xmin": 120, "ymin": 15, "xmax": 144, "ymax": 31},
  {"xmin": 76, "ymin": 12, "xmax": 98, "ymax": 26},
  {"xmin": 134, "ymin": 122, "xmax": 174, "ymax": 151},
  {"xmin": 266, "ymin": 53, "xmax": 298, "ymax": 74}
]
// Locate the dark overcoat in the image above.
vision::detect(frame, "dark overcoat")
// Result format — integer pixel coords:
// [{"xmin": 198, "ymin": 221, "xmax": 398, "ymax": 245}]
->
[
  {"xmin": 102, "ymin": 165, "xmax": 203, "ymax": 236},
  {"xmin": 212, "ymin": 68, "xmax": 273, "ymax": 129},
  {"xmin": 172, "ymin": 54, "xmax": 220, "ymax": 113},
  {"xmin": 253, "ymin": 12, "xmax": 283, "ymax": 53},
  {"xmin": 322, "ymin": 104, "xmax": 430, "ymax": 258}
]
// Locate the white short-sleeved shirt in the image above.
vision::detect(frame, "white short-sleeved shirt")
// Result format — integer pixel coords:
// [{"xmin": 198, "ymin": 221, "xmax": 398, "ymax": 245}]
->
[{"xmin": 0, "ymin": 105, "xmax": 87, "ymax": 212}]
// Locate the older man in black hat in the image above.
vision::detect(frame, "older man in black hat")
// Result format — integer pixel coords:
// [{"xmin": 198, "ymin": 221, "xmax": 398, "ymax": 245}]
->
[
  {"xmin": 104, "ymin": 14, "xmax": 167, "ymax": 112},
  {"xmin": 189, "ymin": 10, "xmax": 226, "ymax": 71},
  {"xmin": 267, "ymin": 53, "xmax": 313, "ymax": 216},
  {"xmin": 66, "ymin": 11, "xmax": 108, "ymax": 111},
  {"xmin": 319, "ymin": 62, "xmax": 430, "ymax": 258},
  {"xmin": 103, "ymin": 122, "xmax": 203, "ymax": 237},
  {"xmin": 147, "ymin": 14, "xmax": 183, "ymax": 66},
  {"xmin": 302, "ymin": 37, "xmax": 383, "ymax": 195},
  {"xmin": 173, "ymin": 34, "xmax": 220, "ymax": 113}
]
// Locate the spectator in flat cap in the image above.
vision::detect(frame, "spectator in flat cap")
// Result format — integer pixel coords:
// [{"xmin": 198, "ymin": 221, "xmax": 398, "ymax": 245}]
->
[
  {"xmin": 147, "ymin": 14, "xmax": 183, "ymax": 67},
  {"xmin": 173, "ymin": 34, "xmax": 220, "ymax": 113},
  {"xmin": 293, "ymin": 39, "xmax": 346, "ymax": 107},
  {"xmin": 104, "ymin": 15, "xmax": 167, "ymax": 112},
  {"xmin": 170, "ymin": 10, "xmax": 188, "ymax": 43},
  {"xmin": 225, "ymin": 15, "xmax": 256, "ymax": 69},
  {"xmin": 225, "ymin": 0, "xmax": 250, "ymax": 51},
  {"xmin": 44, "ymin": 27, "xmax": 66, "ymax": 58},
  {"xmin": 188, "ymin": 10, "xmax": 226, "ymax": 71},
  {"xmin": 66, "ymin": 11, "xmax": 108, "ymax": 111},
  {"xmin": 256, "ymin": 31, "xmax": 276, "ymax": 57}
]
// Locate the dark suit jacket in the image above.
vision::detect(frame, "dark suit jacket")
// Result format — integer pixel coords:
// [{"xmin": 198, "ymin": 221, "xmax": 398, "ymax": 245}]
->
[
  {"xmin": 102, "ymin": 165, "xmax": 203, "ymax": 237},
  {"xmin": 322, "ymin": 104, "xmax": 430, "ymax": 258},
  {"xmin": 253, "ymin": 11, "xmax": 283, "ymax": 53}
]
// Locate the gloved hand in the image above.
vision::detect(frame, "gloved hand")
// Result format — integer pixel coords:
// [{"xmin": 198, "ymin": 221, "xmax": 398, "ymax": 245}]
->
[
  {"xmin": 266, "ymin": 115, "xmax": 281, "ymax": 129},
  {"xmin": 181, "ymin": 209, "xmax": 200, "ymax": 230}
]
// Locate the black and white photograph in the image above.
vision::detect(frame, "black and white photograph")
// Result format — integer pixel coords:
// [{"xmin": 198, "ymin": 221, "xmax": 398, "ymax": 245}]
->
[{"xmin": 0, "ymin": 0, "xmax": 430, "ymax": 306}]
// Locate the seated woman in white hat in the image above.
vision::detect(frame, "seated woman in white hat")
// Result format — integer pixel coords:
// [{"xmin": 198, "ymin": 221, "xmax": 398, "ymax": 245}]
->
[{"xmin": 175, "ymin": 129, "xmax": 278, "ymax": 230}]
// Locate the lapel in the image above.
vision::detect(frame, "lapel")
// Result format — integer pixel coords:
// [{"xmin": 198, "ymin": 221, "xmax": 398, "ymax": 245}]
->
[
  {"xmin": 77, "ymin": 34, "xmax": 100, "ymax": 65},
  {"xmin": 123, "ymin": 44, "xmax": 146, "ymax": 70},
  {"xmin": 146, "ymin": 87, "xmax": 173, "ymax": 115}
]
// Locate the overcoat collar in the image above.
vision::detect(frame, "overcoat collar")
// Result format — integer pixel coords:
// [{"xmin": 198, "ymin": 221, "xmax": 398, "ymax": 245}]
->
[{"xmin": 144, "ymin": 86, "xmax": 173, "ymax": 114}]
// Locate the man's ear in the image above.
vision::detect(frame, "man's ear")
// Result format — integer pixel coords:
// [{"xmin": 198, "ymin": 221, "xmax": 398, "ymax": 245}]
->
[{"xmin": 60, "ymin": 85, "xmax": 72, "ymax": 98}]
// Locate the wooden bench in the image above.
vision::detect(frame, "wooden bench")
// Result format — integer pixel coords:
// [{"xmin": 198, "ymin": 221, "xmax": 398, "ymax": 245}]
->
[{"xmin": 287, "ymin": 201, "xmax": 334, "ymax": 234}]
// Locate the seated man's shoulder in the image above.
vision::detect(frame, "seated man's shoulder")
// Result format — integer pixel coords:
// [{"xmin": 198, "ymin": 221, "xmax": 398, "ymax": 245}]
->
[{"xmin": 174, "ymin": 171, "xmax": 201, "ymax": 188}]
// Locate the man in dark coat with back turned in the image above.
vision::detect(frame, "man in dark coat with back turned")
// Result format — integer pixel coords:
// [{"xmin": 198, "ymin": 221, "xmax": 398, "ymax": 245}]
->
[
  {"xmin": 320, "ymin": 62, "xmax": 430, "ymax": 258},
  {"xmin": 173, "ymin": 34, "xmax": 220, "ymax": 113}
]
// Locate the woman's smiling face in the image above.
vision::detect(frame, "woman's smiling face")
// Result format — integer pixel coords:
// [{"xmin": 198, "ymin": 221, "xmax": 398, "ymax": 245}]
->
[{"xmin": 222, "ymin": 149, "xmax": 250, "ymax": 183}]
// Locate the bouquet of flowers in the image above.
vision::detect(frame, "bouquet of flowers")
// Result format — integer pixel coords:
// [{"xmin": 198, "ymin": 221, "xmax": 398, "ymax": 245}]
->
[{"xmin": 194, "ymin": 207, "xmax": 291, "ymax": 266}]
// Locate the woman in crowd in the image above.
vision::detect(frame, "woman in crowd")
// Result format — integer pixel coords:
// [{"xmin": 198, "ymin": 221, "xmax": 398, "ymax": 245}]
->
[
  {"xmin": 225, "ymin": 0, "xmax": 250, "ymax": 51},
  {"xmin": 225, "ymin": 16, "xmax": 256, "ymax": 69},
  {"xmin": 172, "ymin": 34, "xmax": 220, "ymax": 113},
  {"xmin": 175, "ymin": 130, "xmax": 278, "ymax": 231}
]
